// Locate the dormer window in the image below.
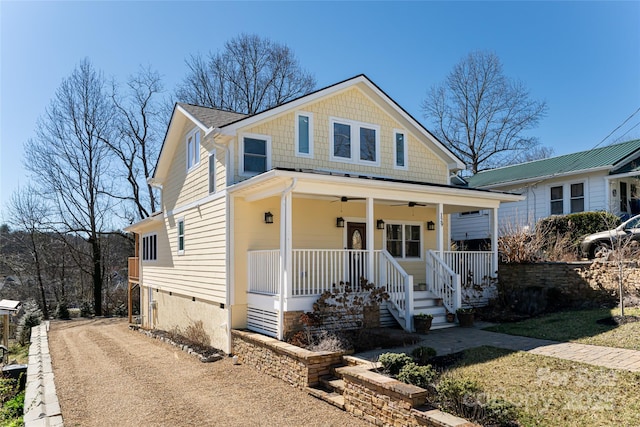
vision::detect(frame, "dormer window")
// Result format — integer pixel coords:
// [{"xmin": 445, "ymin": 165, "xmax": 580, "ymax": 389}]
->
[
  {"xmin": 186, "ymin": 128, "xmax": 200, "ymax": 171},
  {"xmin": 329, "ymin": 117, "xmax": 380, "ymax": 166}
]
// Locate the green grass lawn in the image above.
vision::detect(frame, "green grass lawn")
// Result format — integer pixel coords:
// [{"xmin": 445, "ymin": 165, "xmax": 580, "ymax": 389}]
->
[
  {"xmin": 484, "ymin": 307, "xmax": 640, "ymax": 350},
  {"xmin": 447, "ymin": 346, "xmax": 640, "ymax": 427}
]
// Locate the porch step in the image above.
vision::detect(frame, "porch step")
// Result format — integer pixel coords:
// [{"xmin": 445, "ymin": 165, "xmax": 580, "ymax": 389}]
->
[{"xmin": 321, "ymin": 376, "xmax": 346, "ymax": 394}]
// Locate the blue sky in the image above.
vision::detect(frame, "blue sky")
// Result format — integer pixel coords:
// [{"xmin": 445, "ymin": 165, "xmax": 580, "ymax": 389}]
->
[{"xmin": 1, "ymin": 1, "xmax": 639, "ymax": 212}]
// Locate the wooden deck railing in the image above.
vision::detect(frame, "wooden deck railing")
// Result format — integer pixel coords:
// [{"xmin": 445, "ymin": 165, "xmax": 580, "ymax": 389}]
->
[{"xmin": 128, "ymin": 257, "xmax": 139, "ymax": 282}]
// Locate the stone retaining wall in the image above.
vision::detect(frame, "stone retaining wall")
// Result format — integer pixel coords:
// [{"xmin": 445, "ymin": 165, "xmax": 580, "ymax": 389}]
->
[
  {"xmin": 499, "ymin": 261, "xmax": 640, "ymax": 307},
  {"xmin": 24, "ymin": 322, "xmax": 64, "ymax": 427},
  {"xmin": 337, "ymin": 365, "xmax": 476, "ymax": 427},
  {"xmin": 231, "ymin": 330, "xmax": 348, "ymax": 388}
]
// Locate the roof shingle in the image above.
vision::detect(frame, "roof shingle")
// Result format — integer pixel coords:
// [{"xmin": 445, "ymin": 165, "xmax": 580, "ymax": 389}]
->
[{"xmin": 178, "ymin": 103, "xmax": 247, "ymax": 128}]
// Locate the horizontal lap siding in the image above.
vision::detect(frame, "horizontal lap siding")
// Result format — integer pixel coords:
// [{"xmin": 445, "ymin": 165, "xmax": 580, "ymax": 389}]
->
[{"xmin": 143, "ymin": 196, "xmax": 227, "ymax": 303}]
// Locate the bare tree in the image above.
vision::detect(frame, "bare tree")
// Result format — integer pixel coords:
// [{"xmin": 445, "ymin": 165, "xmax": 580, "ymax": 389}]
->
[
  {"xmin": 110, "ymin": 66, "xmax": 164, "ymax": 220},
  {"xmin": 176, "ymin": 33, "xmax": 316, "ymax": 114},
  {"xmin": 25, "ymin": 58, "xmax": 114, "ymax": 316},
  {"xmin": 422, "ymin": 51, "xmax": 549, "ymax": 174},
  {"xmin": 5, "ymin": 186, "xmax": 52, "ymax": 318}
]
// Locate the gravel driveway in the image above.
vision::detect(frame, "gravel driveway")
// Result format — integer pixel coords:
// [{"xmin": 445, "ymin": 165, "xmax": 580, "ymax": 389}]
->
[{"xmin": 48, "ymin": 318, "xmax": 367, "ymax": 427}]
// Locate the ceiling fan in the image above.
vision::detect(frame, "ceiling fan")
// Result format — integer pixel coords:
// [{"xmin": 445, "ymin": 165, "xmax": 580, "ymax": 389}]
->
[
  {"xmin": 392, "ymin": 201, "xmax": 427, "ymax": 207},
  {"xmin": 331, "ymin": 196, "xmax": 366, "ymax": 203}
]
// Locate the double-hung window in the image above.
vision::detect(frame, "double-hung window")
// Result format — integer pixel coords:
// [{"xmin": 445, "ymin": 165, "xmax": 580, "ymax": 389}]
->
[
  {"xmin": 570, "ymin": 183, "xmax": 584, "ymax": 213},
  {"xmin": 142, "ymin": 233, "xmax": 157, "ymax": 261},
  {"xmin": 295, "ymin": 112, "xmax": 313, "ymax": 158},
  {"xmin": 177, "ymin": 219, "xmax": 185, "ymax": 255},
  {"xmin": 186, "ymin": 128, "xmax": 200, "ymax": 171},
  {"xmin": 240, "ymin": 133, "xmax": 271, "ymax": 176},
  {"xmin": 550, "ymin": 186, "xmax": 563, "ymax": 215},
  {"xmin": 394, "ymin": 130, "xmax": 407, "ymax": 170},
  {"xmin": 330, "ymin": 118, "xmax": 380, "ymax": 166},
  {"xmin": 386, "ymin": 223, "xmax": 422, "ymax": 259}
]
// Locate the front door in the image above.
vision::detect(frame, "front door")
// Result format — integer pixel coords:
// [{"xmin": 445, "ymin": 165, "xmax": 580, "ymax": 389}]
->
[{"xmin": 347, "ymin": 222, "xmax": 367, "ymax": 288}]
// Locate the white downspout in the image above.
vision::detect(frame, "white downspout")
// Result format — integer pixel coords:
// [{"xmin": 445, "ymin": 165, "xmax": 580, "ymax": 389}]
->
[{"xmin": 278, "ymin": 178, "xmax": 297, "ymax": 340}]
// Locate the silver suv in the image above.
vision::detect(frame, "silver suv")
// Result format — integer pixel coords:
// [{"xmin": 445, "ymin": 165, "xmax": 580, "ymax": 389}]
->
[{"xmin": 580, "ymin": 214, "xmax": 640, "ymax": 259}]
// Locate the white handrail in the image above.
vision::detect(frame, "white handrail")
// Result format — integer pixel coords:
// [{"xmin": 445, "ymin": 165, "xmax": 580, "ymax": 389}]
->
[
  {"xmin": 379, "ymin": 249, "xmax": 413, "ymax": 331},
  {"xmin": 426, "ymin": 250, "xmax": 460, "ymax": 313}
]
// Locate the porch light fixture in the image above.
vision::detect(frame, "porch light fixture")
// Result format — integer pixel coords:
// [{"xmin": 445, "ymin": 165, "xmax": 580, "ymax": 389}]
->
[
  {"xmin": 336, "ymin": 217, "xmax": 345, "ymax": 228},
  {"xmin": 376, "ymin": 219, "xmax": 385, "ymax": 230},
  {"xmin": 427, "ymin": 221, "xmax": 435, "ymax": 231},
  {"xmin": 264, "ymin": 212, "xmax": 274, "ymax": 224}
]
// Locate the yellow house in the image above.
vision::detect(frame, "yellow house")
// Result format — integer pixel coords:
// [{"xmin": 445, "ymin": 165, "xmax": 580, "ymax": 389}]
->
[{"xmin": 125, "ymin": 75, "xmax": 521, "ymax": 353}]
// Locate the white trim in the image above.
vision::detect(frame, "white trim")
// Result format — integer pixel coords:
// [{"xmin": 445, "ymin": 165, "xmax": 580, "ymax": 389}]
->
[
  {"xmin": 479, "ymin": 166, "xmax": 611, "ymax": 190},
  {"xmin": 176, "ymin": 104, "xmax": 209, "ymax": 133},
  {"xmin": 165, "ymin": 190, "xmax": 227, "ymax": 218},
  {"xmin": 548, "ymin": 180, "xmax": 587, "ymax": 215},
  {"xmin": 295, "ymin": 111, "xmax": 314, "ymax": 158},
  {"xmin": 239, "ymin": 133, "xmax": 272, "ymax": 177},
  {"xmin": 383, "ymin": 220, "xmax": 424, "ymax": 261},
  {"xmin": 185, "ymin": 127, "xmax": 201, "ymax": 173},
  {"xmin": 329, "ymin": 116, "xmax": 381, "ymax": 167},
  {"xmin": 177, "ymin": 217, "xmax": 185, "ymax": 255},
  {"xmin": 393, "ymin": 129, "xmax": 408, "ymax": 170}
]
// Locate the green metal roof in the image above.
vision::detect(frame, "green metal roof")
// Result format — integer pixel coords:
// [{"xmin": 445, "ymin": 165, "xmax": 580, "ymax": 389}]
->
[{"xmin": 465, "ymin": 139, "xmax": 640, "ymax": 188}]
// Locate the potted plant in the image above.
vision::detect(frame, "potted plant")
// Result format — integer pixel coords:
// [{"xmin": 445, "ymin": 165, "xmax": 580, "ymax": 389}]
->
[
  {"xmin": 413, "ymin": 313, "xmax": 433, "ymax": 333},
  {"xmin": 456, "ymin": 307, "xmax": 475, "ymax": 327},
  {"xmin": 445, "ymin": 311, "xmax": 455, "ymax": 323}
]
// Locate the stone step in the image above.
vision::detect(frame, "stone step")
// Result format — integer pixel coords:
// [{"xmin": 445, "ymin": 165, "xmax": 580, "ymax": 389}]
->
[
  {"xmin": 320, "ymin": 376, "xmax": 345, "ymax": 394},
  {"xmin": 305, "ymin": 386, "xmax": 345, "ymax": 410}
]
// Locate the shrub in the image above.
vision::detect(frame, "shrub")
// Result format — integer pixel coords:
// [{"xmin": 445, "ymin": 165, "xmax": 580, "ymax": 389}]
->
[
  {"xmin": 435, "ymin": 375, "xmax": 481, "ymax": 416},
  {"xmin": 80, "ymin": 301, "xmax": 94, "ymax": 318},
  {"xmin": 378, "ymin": 352, "xmax": 413, "ymax": 375},
  {"xmin": 183, "ymin": 320, "xmax": 210, "ymax": 348},
  {"xmin": 397, "ymin": 362, "xmax": 436, "ymax": 388},
  {"xmin": 411, "ymin": 346, "xmax": 437, "ymax": 365},
  {"xmin": 307, "ymin": 330, "xmax": 349, "ymax": 352},
  {"xmin": 55, "ymin": 301, "xmax": 70, "ymax": 320}
]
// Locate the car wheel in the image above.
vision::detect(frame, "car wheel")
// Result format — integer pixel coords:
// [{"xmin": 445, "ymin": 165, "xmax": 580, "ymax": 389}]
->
[{"xmin": 591, "ymin": 242, "xmax": 611, "ymax": 259}]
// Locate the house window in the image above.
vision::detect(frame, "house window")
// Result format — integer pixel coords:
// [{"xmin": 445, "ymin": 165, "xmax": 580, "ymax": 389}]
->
[
  {"xmin": 295, "ymin": 112, "xmax": 313, "ymax": 157},
  {"xmin": 386, "ymin": 223, "xmax": 422, "ymax": 259},
  {"xmin": 142, "ymin": 233, "xmax": 157, "ymax": 261},
  {"xmin": 570, "ymin": 183, "xmax": 584, "ymax": 213},
  {"xmin": 460, "ymin": 211, "xmax": 481, "ymax": 217},
  {"xmin": 208, "ymin": 152, "xmax": 216, "ymax": 194},
  {"xmin": 330, "ymin": 118, "xmax": 380, "ymax": 166},
  {"xmin": 394, "ymin": 130, "xmax": 407, "ymax": 169},
  {"xmin": 550, "ymin": 186, "xmax": 563, "ymax": 215},
  {"xmin": 241, "ymin": 134, "xmax": 271, "ymax": 176},
  {"xmin": 186, "ymin": 129, "xmax": 200, "ymax": 171},
  {"xmin": 177, "ymin": 219, "xmax": 185, "ymax": 254}
]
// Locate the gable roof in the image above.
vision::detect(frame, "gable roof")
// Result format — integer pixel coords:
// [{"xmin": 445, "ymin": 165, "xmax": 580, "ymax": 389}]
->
[
  {"xmin": 178, "ymin": 103, "xmax": 247, "ymax": 129},
  {"xmin": 466, "ymin": 139, "xmax": 640, "ymax": 188},
  {"xmin": 153, "ymin": 74, "xmax": 466, "ymax": 182}
]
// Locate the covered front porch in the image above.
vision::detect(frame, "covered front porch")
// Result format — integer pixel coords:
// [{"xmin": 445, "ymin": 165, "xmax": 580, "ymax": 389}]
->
[{"xmin": 229, "ymin": 169, "xmax": 520, "ymax": 339}]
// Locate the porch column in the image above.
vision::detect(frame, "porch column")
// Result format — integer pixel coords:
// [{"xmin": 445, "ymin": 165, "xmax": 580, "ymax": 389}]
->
[
  {"xmin": 366, "ymin": 197, "xmax": 375, "ymax": 284},
  {"xmin": 436, "ymin": 203, "xmax": 444, "ymax": 256},
  {"xmin": 491, "ymin": 207, "xmax": 499, "ymax": 276},
  {"xmin": 278, "ymin": 189, "xmax": 294, "ymax": 340}
]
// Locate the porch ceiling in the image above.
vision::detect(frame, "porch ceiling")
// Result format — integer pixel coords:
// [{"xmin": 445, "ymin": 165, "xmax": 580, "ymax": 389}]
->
[{"xmin": 229, "ymin": 169, "xmax": 523, "ymax": 211}]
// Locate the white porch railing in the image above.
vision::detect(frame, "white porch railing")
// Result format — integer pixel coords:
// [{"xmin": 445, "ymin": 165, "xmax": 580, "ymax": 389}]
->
[
  {"xmin": 378, "ymin": 250, "xmax": 413, "ymax": 331},
  {"xmin": 426, "ymin": 250, "xmax": 461, "ymax": 313},
  {"xmin": 248, "ymin": 250, "xmax": 280, "ymax": 295},
  {"xmin": 442, "ymin": 251, "xmax": 494, "ymax": 287}
]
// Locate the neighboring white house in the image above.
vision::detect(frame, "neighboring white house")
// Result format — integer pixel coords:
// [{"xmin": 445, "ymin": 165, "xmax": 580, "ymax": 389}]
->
[
  {"xmin": 452, "ymin": 139, "xmax": 640, "ymax": 248},
  {"xmin": 124, "ymin": 75, "xmax": 522, "ymax": 353}
]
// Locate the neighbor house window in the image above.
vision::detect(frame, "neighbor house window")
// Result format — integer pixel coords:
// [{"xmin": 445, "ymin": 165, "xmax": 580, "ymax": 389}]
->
[
  {"xmin": 394, "ymin": 130, "xmax": 407, "ymax": 169},
  {"xmin": 186, "ymin": 128, "xmax": 200, "ymax": 171},
  {"xmin": 386, "ymin": 223, "xmax": 422, "ymax": 259},
  {"xmin": 142, "ymin": 233, "xmax": 157, "ymax": 261},
  {"xmin": 208, "ymin": 151, "xmax": 216, "ymax": 194},
  {"xmin": 330, "ymin": 118, "xmax": 380, "ymax": 166},
  {"xmin": 177, "ymin": 219, "xmax": 185, "ymax": 254},
  {"xmin": 240, "ymin": 134, "xmax": 271, "ymax": 176},
  {"xmin": 570, "ymin": 183, "xmax": 584, "ymax": 213},
  {"xmin": 295, "ymin": 112, "xmax": 313, "ymax": 157},
  {"xmin": 550, "ymin": 186, "xmax": 563, "ymax": 215}
]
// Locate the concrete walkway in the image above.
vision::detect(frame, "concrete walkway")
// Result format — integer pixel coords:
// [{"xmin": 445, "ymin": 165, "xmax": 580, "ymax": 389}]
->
[{"xmin": 355, "ymin": 323, "xmax": 640, "ymax": 372}]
